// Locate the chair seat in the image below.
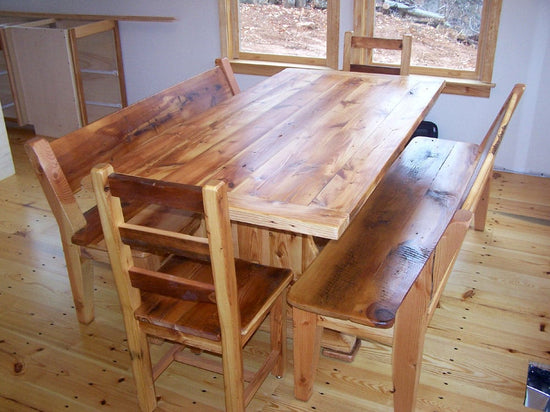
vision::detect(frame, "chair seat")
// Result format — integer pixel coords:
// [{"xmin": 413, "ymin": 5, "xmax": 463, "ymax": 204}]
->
[{"xmin": 135, "ymin": 256, "xmax": 293, "ymax": 341}]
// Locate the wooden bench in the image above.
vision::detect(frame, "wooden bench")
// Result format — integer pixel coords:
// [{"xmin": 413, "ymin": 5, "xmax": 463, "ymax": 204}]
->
[
  {"xmin": 25, "ymin": 58, "xmax": 240, "ymax": 324},
  {"xmin": 287, "ymin": 84, "xmax": 525, "ymax": 411}
]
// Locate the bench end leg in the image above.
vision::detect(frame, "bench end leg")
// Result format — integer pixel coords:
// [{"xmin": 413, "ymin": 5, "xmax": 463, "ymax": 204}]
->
[
  {"xmin": 66, "ymin": 246, "xmax": 95, "ymax": 324},
  {"xmin": 292, "ymin": 308, "xmax": 322, "ymax": 401}
]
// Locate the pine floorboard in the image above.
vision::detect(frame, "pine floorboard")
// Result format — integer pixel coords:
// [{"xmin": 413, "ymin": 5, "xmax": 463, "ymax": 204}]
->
[{"xmin": 0, "ymin": 127, "xmax": 548, "ymax": 411}]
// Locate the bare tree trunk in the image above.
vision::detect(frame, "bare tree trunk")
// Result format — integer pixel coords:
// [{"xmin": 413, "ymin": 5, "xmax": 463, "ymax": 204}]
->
[{"xmin": 423, "ymin": 0, "xmax": 441, "ymax": 12}]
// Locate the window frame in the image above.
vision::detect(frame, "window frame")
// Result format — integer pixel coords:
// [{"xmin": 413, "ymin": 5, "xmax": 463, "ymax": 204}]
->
[
  {"xmin": 218, "ymin": 0, "xmax": 501, "ymax": 96},
  {"xmin": 218, "ymin": 0, "xmax": 340, "ymax": 76},
  {"xmin": 354, "ymin": 0, "xmax": 503, "ymax": 97}
]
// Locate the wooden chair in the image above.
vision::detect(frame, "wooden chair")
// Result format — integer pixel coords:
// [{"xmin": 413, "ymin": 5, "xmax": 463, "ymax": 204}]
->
[
  {"xmin": 91, "ymin": 164, "xmax": 293, "ymax": 412},
  {"xmin": 288, "ymin": 84, "xmax": 525, "ymax": 411},
  {"xmin": 25, "ymin": 58, "xmax": 240, "ymax": 324},
  {"xmin": 343, "ymin": 31, "xmax": 412, "ymax": 75},
  {"xmin": 341, "ymin": 31, "xmax": 436, "ymax": 140}
]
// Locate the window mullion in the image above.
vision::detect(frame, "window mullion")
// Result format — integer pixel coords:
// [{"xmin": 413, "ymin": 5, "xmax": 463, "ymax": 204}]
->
[
  {"xmin": 327, "ymin": 0, "xmax": 341, "ymax": 69},
  {"xmin": 477, "ymin": 0, "xmax": 502, "ymax": 83}
]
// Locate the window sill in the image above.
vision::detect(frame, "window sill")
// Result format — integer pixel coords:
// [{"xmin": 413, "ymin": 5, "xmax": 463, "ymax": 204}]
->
[{"xmin": 229, "ymin": 59, "xmax": 495, "ymax": 98}]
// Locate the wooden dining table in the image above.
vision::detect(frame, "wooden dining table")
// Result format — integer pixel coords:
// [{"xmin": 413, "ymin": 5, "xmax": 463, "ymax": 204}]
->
[{"xmin": 109, "ymin": 68, "xmax": 444, "ymax": 281}]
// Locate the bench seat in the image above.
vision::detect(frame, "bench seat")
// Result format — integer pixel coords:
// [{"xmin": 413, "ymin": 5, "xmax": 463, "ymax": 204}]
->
[
  {"xmin": 287, "ymin": 136, "xmax": 479, "ymax": 411},
  {"xmin": 287, "ymin": 83, "xmax": 525, "ymax": 412},
  {"xmin": 288, "ymin": 136, "xmax": 478, "ymax": 328}
]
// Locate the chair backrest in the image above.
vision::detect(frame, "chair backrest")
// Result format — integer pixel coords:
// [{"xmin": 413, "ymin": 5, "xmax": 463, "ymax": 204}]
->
[
  {"xmin": 461, "ymin": 84, "xmax": 526, "ymax": 211},
  {"xmin": 25, "ymin": 58, "xmax": 240, "ymax": 238},
  {"xmin": 343, "ymin": 31, "xmax": 412, "ymax": 75},
  {"xmin": 91, "ymin": 164, "xmax": 241, "ymax": 327}
]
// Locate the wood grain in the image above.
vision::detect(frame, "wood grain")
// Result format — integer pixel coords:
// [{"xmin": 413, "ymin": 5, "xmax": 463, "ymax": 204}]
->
[
  {"xmin": 24, "ymin": 59, "xmax": 239, "ymax": 324},
  {"xmin": 288, "ymin": 138, "xmax": 479, "ymax": 327},
  {"xmin": 1, "ymin": 127, "xmax": 549, "ymax": 411},
  {"xmin": 0, "ymin": 10, "xmax": 175, "ymax": 22},
  {"xmin": 110, "ymin": 69, "xmax": 444, "ymax": 239}
]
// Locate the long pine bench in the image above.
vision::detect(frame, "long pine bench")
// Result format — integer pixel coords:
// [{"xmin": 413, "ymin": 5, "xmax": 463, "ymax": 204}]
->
[
  {"xmin": 288, "ymin": 84, "xmax": 525, "ymax": 411},
  {"xmin": 25, "ymin": 58, "xmax": 240, "ymax": 324}
]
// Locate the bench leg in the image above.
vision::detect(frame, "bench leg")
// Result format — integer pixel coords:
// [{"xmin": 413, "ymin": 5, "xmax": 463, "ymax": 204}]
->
[
  {"xmin": 292, "ymin": 308, "xmax": 322, "ymax": 401},
  {"xmin": 64, "ymin": 245, "xmax": 95, "ymax": 324},
  {"xmin": 392, "ymin": 264, "xmax": 431, "ymax": 412},
  {"xmin": 474, "ymin": 177, "xmax": 491, "ymax": 231}
]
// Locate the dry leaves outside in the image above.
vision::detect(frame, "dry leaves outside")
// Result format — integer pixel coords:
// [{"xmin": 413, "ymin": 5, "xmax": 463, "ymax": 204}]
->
[{"xmin": 239, "ymin": 4, "xmax": 478, "ymax": 70}]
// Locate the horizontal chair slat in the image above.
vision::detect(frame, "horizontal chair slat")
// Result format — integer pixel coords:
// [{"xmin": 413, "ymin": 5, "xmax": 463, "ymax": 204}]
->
[
  {"xmin": 108, "ymin": 173, "xmax": 204, "ymax": 213},
  {"xmin": 129, "ymin": 265, "xmax": 216, "ymax": 303},
  {"xmin": 120, "ymin": 223, "xmax": 210, "ymax": 257},
  {"xmin": 351, "ymin": 36, "xmax": 404, "ymax": 50}
]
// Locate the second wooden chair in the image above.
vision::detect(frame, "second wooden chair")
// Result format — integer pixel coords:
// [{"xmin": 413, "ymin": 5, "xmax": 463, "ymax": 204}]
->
[{"xmin": 343, "ymin": 31, "xmax": 412, "ymax": 75}]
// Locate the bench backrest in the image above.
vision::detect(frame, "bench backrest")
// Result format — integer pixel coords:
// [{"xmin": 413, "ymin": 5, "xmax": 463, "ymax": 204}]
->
[
  {"xmin": 461, "ymin": 83, "xmax": 526, "ymax": 211},
  {"xmin": 25, "ymin": 58, "xmax": 239, "ymax": 238},
  {"xmin": 50, "ymin": 58, "xmax": 238, "ymax": 192}
]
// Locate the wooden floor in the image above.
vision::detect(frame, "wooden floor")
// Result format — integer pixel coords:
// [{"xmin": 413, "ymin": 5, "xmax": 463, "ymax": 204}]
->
[{"xmin": 1, "ymin": 127, "xmax": 549, "ymax": 411}]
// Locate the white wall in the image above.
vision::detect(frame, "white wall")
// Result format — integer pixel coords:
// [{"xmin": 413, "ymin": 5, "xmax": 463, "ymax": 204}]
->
[{"xmin": 0, "ymin": 0, "xmax": 548, "ymax": 175}]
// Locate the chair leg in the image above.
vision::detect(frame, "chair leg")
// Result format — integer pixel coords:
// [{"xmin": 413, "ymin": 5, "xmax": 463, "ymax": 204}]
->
[
  {"xmin": 392, "ymin": 264, "xmax": 431, "ymax": 412},
  {"xmin": 271, "ymin": 292, "xmax": 287, "ymax": 378},
  {"xmin": 474, "ymin": 177, "xmax": 492, "ymax": 231},
  {"xmin": 64, "ymin": 244, "xmax": 94, "ymax": 324},
  {"xmin": 221, "ymin": 333, "xmax": 246, "ymax": 411},
  {"xmin": 292, "ymin": 308, "xmax": 322, "ymax": 401},
  {"xmin": 127, "ymin": 324, "xmax": 157, "ymax": 412}
]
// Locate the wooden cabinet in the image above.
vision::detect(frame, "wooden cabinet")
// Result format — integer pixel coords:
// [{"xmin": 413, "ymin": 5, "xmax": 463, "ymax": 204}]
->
[
  {"xmin": 0, "ymin": 16, "xmax": 45, "ymax": 124},
  {"xmin": 2, "ymin": 18, "xmax": 127, "ymax": 137}
]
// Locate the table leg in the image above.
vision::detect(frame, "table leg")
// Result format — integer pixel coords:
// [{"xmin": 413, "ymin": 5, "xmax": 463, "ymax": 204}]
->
[
  {"xmin": 292, "ymin": 308, "xmax": 322, "ymax": 401},
  {"xmin": 233, "ymin": 223, "xmax": 317, "ymax": 275},
  {"xmin": 234, "ymin": 224, "xmax": 361, "ymax": 359}
]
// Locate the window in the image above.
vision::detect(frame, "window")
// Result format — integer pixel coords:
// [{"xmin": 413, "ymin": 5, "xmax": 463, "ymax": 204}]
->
[
  {"xmin": 353, "ymin": 0, "xmax": 502, "ymax": 96},
  {"xmin": 219, "ymin": 0, "xmax": 340, "ymax": 75},
  {"xmin": 219, "ymin": 0, "xmax": 501, "ymax": 96}
]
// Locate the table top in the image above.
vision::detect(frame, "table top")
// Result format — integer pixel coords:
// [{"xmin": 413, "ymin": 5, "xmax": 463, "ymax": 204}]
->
[{"xmin": 114, "ymin": 69, "xmax": 445, "ymax": 239}]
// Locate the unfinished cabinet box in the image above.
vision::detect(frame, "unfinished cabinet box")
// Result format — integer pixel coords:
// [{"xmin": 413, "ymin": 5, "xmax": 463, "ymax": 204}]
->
[
  {"xmin": 5, "ymin": 18, "xmax": 127, "ymax": 137},
  {"xmin": 0, "ymin": 17, "xmax": 48, "ymax": 124}
]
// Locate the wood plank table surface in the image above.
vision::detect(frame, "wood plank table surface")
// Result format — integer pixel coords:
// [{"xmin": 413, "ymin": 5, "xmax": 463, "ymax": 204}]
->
[
  {"xmin": 103, "ymin": 68, "xmax": 444, "ymax": 275},
  {"xmin": 76, "ymin": 67, "xmax": 444, "ymax": 356},
  {"xmin": 114, "ymin": 69, "xmax": 443, "ymax": 238}
]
